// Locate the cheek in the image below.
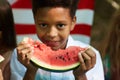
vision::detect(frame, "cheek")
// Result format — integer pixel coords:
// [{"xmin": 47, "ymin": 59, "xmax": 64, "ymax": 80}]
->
[
  {"xmin": 37, "ymin": 32, "xmax": 45, "ymax": 42},
  {"xmin": 60, "ymin": 30, "xmax": 70, "ymax": 39},
  {"xmin": 36, "ymin": 28, "xmax": 45, "ymax": 38},
  {"xmin": 63, "ymin": 27, "xmax": 71, "ymax": 35},
  {"xmin": 37, "ymin": 32, "xmax": 44, "ymax": 37}
]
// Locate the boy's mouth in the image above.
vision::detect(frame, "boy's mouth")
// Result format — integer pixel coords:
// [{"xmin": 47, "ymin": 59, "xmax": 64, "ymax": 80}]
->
[{"xmin": 45, "ymin": 41, "xmax": 60, "ymax": 47}]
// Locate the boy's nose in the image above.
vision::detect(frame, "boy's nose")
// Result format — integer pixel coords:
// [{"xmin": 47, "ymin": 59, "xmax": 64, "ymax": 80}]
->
[{"xmin": 47, "ymin": 27, "xmax": 58, "ymax": 37}]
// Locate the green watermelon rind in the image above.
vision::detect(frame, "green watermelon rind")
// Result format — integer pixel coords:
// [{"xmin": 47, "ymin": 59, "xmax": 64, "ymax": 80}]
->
[{"xmin": 30, "ymin": 56, "xmax": 80, "ymax": 72}]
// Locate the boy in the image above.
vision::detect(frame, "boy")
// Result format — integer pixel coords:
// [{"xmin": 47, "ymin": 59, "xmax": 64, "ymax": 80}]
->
[{"xmin": 10, "ymin": 0, "xmax": 104, "ymax": 80}]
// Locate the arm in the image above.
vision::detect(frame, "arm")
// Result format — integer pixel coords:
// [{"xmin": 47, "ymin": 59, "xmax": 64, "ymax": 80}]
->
[
  {"xmin": 17, "ymin": 41, "xmax": 38, "ymax": 80},
  {"xmin": 10, "ymin": 49, "xmax": 38, "ymax": 80},
  {"xmin": 74, "ymin": 74, "xmax": 87, "ymax": 80},
  {"xmin": 23, "ymin": 68, "xmax": 37, "ymax": 80},
  {"xmin": 73, "ymin": 65, "xmax": 87, "ymax": 80},
  {"xmin": 73, "ymin": 47, "xmax": 96, "ymax": 80},
  {"xmin": 10, "ymin": 42, "xmax": 38, "ymax": 80},
  {"xmin": 73, "ymin": 47, "xmax": 104, "ymax": 80},
  {"xmin": 10, "ymin": 49, "xmax": 27, "ymax": 80}
]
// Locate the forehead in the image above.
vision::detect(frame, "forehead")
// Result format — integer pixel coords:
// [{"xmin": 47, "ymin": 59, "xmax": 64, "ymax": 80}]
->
[{"xmin": 35, "ymin": 7, "xmax": 72, "ymax": 20}]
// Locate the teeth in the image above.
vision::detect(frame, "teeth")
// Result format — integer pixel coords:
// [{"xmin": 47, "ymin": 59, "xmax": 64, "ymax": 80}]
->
[{"xmin": 0, "ymin": 55, "xmax": 4, "ymax": 63}]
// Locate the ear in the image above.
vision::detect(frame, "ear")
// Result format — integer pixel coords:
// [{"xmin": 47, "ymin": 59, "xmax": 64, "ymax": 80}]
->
[{"xmin": 70, "ymin": 16, "xmax": 76, "ymax": 31}]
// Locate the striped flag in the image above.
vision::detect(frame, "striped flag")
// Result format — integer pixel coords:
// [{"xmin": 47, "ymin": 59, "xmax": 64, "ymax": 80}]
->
[
  {"xmin": 71, "ymin": 0, "xmax": 94, "ymax": 44},
  {"xmin": 8, "ymin": 0, "xmax": 94, "ymax": 44}
]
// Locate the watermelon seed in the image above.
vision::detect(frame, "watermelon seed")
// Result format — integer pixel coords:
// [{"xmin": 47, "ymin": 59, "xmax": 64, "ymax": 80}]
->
[
  {"xmin": 66, "ymin": 52, "xmax": 69, "ymax": 55},
  {"xmin": 55, "ymin": 57, "xmax": 58, "ymax": 59},
  {"xmin": 62, "ymin": 57, "xmax": 66, "ymax": 61},
  {"xmin": 58, "ymin": 56, "xmax": 64, "ymax": 59},
  {"xmin": 58, "ymin": 56, "xmax": 61, "ymax": 59},
  {"xmin": 63, "ymin": 52, "xmax": 71, "ymax": 61},
  {"xmin": 68, "ymin": 58, "xmax": 71, "ymax": 61},
  {"xmin": 58, "ymin": 56, "xmax": 66, "ymax": 61}
]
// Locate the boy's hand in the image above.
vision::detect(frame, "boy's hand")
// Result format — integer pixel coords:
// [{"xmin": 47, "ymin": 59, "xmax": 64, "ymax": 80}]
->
[
  {"xmin": 73, "ymin": 47, "xmax": 96, "ymax": 79},
  {"xmin": 17, "ymin": 41, "xmax": 37, "ymax": 70},
  {"xmin": 17, "ymin": 41, "xmax": 37, "ymax": 80}
]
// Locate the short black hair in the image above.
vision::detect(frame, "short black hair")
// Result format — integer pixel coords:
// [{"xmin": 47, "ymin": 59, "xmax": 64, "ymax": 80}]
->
[{"xmin": 31, "ymin": 0, "xmax": 80, "ymax": 18}]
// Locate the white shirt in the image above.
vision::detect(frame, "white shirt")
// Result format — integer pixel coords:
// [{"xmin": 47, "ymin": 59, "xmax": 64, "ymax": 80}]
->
[{"xmin": 10, "ymin": 36, "xmax": 104, "ymax": 80}]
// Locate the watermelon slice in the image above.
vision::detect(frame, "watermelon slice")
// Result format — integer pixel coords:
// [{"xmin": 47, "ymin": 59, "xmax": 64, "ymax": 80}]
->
[
  {"xmin": 23, "ymin": 37, "xmax": 85, "ymax": 72},
  {"xmin": 0, "ymin": 55, "xmax": 4, "ymax": 63}
]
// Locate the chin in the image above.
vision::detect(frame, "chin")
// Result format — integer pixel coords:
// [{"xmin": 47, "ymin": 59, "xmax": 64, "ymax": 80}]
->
[{"xmin": 51, "ymin": 46, "xmax": 60, "ymax": 51}]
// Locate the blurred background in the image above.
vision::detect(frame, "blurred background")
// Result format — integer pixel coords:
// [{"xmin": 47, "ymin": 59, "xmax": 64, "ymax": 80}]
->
[{"xmin": 91, "ymin": 0, "xmax": 119, "ymax": 56}]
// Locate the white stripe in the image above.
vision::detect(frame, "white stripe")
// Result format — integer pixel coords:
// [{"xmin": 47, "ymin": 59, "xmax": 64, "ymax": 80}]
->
[
  {"xmin": 8, "ymin": 0, "xmax": 18, "ymax": 5},
  {"xmin": 71, "ymin": 34, "xmax": 90, "ymax": 44},
  {"xmin": 12, "ymin": 9, "xmax": 94, "ymax": 25},
  {"xmin": 76, "ymin": 9, "xmax": 94, "ymax": 25},
  {"xmin": 12, "ymin": 9, "xmax": 34, "ymax": 24}
]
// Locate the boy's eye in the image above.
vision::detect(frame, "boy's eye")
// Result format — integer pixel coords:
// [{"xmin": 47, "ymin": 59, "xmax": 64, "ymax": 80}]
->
[
  {"xmin": 57, "ymin": 24, "xmax": 65, "ymax": 29},
  {"xmin": 39, "ymin": 24, "xmax": 48, "ymax": 28}
]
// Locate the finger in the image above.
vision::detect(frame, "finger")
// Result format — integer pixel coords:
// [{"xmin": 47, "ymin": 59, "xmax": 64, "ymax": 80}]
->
[
  {"xmin": 17, "ymin": 48, "xmax": 33, "ymax": 65},
  {"xmin": 17, "ymin": 43, "xmax": 31, "ymax": 51},
  {"xmin": 25, "ymin": 55, "xmax": 30, "ymax": 64},
  {"xmin": 25, "ymin": 47, "xmax": 34, "ymax": 59},
  {"xmin": 82, "ymin": 52, "xmax": 92, "ymax": 69},
  {"xmin": 78, "ymin": 53, "xmax": 87, "ymax": 70},
  {"xmin": 17, "ymin": 41, "xmax": 27, "ymax": 49},
  {"xmin": 25, "ymin": 49, "xmax": 34, "ymax": 64},
  {"xmin": 17, "ymin": 46, "xmax": 31, "ymax": 62},
  {"xmin": 17, "ymin": 43, "xmax": 32, "ymax": 57},
  {"xmin": 85, "ymin": 48, "xmax": 96, "ymax": 67}
]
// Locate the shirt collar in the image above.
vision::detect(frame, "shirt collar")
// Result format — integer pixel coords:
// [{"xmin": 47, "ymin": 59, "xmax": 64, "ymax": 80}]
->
[{"xmin": 66, "ymin": 35, "xmax": 75, "ymax": 48}]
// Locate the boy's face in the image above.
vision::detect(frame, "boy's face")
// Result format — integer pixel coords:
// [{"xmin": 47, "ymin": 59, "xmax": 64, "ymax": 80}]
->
[{"xmin": 34, "ymin": 7, "xmax": 76, "ymax": 50}]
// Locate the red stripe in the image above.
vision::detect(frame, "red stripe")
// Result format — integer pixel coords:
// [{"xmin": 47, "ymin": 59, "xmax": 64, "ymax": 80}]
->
[
  {"xmin": 15, "ymin": 24, "xmax": 36, "ymax": 34},
  {"xmin": 15, "ymin": 24, "xmax": 91, "ymax": 36},
  {"xmin": 11, "ymin": 0, "xmax": 32, "ymax": 8},
  {"xmin": 70, "ymin": 24, "xmax": 91, "ymax": 36},
  {"xmin": 78, "ymin": 0, "xmax": 94, "ymax": 10},
  {"xmin": 11, "ymin": 0, "xmax": 94, "ymax": 10}
]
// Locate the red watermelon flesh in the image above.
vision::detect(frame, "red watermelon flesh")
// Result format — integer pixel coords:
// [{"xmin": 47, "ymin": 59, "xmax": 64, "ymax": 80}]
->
[{"xmin": 23, "ymin": 37, "xmax": 85, "ymax": 72}]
